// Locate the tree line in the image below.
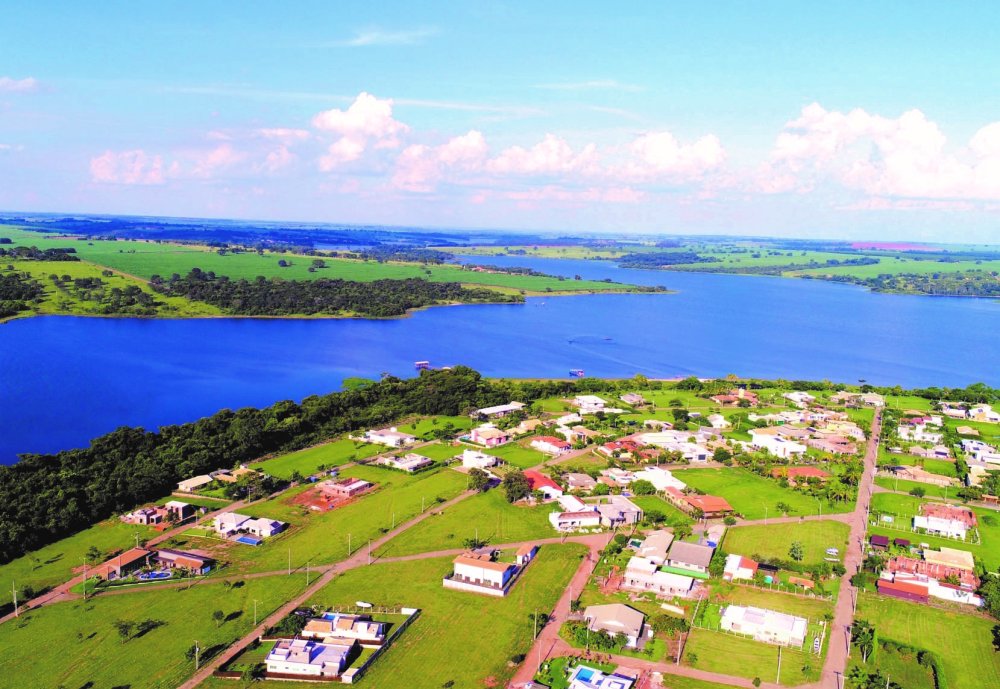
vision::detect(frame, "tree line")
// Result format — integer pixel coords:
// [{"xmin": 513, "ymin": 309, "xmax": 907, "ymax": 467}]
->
[
  {"xmin": 0, "ymin": 245, "xmax": 79, "ymax": 261},
  {"xmin": 149, "ymin": 268, "xmax": 523, "ymax": 317},
  {"xmin": 0, "ymin": 271, "xmax": 44, "ymax": 318},
  {"xmin": 807, "ymin": 269, "xmax": 1000, "ymax": 298}
]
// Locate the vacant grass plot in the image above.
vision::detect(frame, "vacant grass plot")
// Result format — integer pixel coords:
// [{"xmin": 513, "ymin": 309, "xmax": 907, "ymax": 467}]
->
[
  {"xmin": 873, "ymin": 476, "xmax": 953, "ymax": 498},
  {"xmin": 297, "ymin": 545, "xmax": 587, "ymax": 689},
  {"xmin": 0, "ymin": 518, "xmax": 157, "ymax": 608},
  {"xmin": 724, "ymin": 521, "xmax": 850, "ymax": 566},
  {"xmin": 255, "ymin": 438, "xmax": 381, "ymax": 478},
  {"xmin": 856, "ymin": 592, "xmax": 1000, "ymax": 689},
  {"xmin": 683, "ymin": 628, "xmax": 818, "ymax": 686},
  {"xmin": 673, "ymin": 468, "xmax": 850, "ymax": 519},
  {"xmin": 203, "ymin": 466, "xmax": 469, "ymax": 573},
  {"xmin": 490, "ymin": 441, "xmax": 549, "ymax": 469},
  {"xmin": 847, "ymin": 648, "xmax": 936, "ymax": 689},
  {"xmin": 629, "ymin": 495, "xmax": 693, "ymax": 525},
  {"xmin": 396, "ymin": 415, "xmax": 475, "ymax": 439},
  {"xmin": 376, "ymin": 489, "xmax": 555, "ymax": 557},
  {"xmin": 0, "ymin": 575, "xmax": 306, "ymax": 689},
  {"xmin": 707, "ymin": 582, "xmax": 834, "ymax": 619}
]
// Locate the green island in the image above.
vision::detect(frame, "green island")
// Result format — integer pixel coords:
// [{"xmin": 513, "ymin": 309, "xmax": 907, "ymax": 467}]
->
[{"xmin": 2, "ymin": 369, "xmax": 999, "ymax": 689}]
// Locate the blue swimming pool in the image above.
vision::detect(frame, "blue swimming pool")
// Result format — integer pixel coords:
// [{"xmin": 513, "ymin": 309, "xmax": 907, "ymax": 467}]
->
[
  {"xmin": 236, "ymin": 535, "xmax": 262, "ymax": 546},
  {"xmin": 573, "ymin": 666, "xmax": 597, "ymax": 683},
  {"xmin": 138, "ymin": 570, "xmax": 172, "ymax": 581}
]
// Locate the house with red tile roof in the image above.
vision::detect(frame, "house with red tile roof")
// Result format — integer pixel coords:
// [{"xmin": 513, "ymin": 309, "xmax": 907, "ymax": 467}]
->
[
  {"xmin": 523, "ymin": 470, "xmax": 563, "ymax": 499},
  {"xmin": 770, "ymin": 466, "xmax": 832, "ymax": 486},
  {"xmin": 530, "ymin": 436, "xmax": 571, "ymax": 456}
]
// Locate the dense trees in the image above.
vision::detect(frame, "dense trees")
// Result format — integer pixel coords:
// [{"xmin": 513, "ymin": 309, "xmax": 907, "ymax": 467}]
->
[
  {"xmin": 810, "ymin": 269, "xmax": 1000, "ymax": 297},
  {"xmin": 0, "ymin": 245, "xmax": 79, "ymax": 261},
  {"xmin": 150, "ymin": 269, "xmax": 522, "ymax": 317},
  {"xmin": 617, "ymin": 252, "xmax": 721, "ymax": 268},
  {"xmin": 0, "ymin": 271, "xmax": 43, "ymax": 317}
]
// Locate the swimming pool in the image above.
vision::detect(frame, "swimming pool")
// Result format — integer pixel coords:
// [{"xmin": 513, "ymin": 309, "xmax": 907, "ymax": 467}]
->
[
  {"xmin": 138, "ymin": 570, "xmax": 172, "ymax": 581},
  {"xmin": 236, "ymin": 535, "xmax": 262, "ymax": 546},
  {"xmin": 572, "ymin": 666, "xmax": 597, "ymax": 683}
]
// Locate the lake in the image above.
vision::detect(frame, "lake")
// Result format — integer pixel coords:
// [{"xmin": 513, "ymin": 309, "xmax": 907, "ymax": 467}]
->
[{"xmin": 1, "ymin": 257, "xmax": 997, "ymax": 461}]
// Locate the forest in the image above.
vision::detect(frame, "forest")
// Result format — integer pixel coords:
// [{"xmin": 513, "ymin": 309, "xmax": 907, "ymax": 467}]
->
[
  {"xmin": 810, "ymin": 269, "xmax": 1000, "ymax": 297},
  {"xmin": 0, "ymin": 271, "xmax": 44, "ymax": 318},
  {"xmin": 617, "ymin": 251, "xmax": 721, "ymax": 268},
  {"xmin": 150, "ymin": 268, "xmax": 523, "ymax": 317}
]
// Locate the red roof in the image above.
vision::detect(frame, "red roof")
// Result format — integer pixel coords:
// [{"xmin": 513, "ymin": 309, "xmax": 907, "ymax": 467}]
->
[
  {"xmin": 878, "ymin": 578, "xmax": 928, "ymax": 597},
  {"xmin": 685, "ymin": 494, "xmax": 734, "ymax": 513},
  {"xmin": 523, "ymin": 470, "xmax": 561, "ymax": 492},
  {"xmin": 533, "ymin": 436, "xmax": 570, "ymax": 448},
  {"xmin": 740, "ymin": 557, "xmax": 758, "ymax": 573}
]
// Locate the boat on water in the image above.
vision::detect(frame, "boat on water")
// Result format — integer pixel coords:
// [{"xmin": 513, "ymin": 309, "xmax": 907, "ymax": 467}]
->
[{"xmin": 569, "ymin": 369, "xmax": 585, "ymax": 377}]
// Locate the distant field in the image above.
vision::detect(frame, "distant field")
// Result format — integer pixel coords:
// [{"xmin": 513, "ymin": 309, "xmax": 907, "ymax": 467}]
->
[
  {"xmin": 375, "ymin": 488, "xmax": 555, "ymax": 557},
  {"xmin": 856, "ymin": 592, "xmax": 1000, "ymax": 689},
  {"xmin": 440, "ymin": 244, "xmax": 631, "ymax": 259},
  {"xmin": 792, "ymin": 256, "xmax": 1000, "ymax": 279},
  {"xmin": 723, "ymin": 521, "xmax": 850, "ymax": 566},
  {"xmin": 673, "ymin": 467, "xmax": 850, "ymax": 519},
  {"xmin": 0, "ymin": 575, "xmax": 306, "ymax": 689},
  {"xmin": 254, "ymin": 438, "xmax": 381, "ymax": 478}
]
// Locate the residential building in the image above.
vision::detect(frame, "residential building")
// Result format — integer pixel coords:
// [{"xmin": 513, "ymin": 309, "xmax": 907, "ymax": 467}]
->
[
  {"xmin": 749, "ymin": 429, "xmax": 807, "ymax": 459},
  {"xmin": 723, "ymin": 554, "xmax": 759, "ymax": 582},
  {"xmin": 549, "ymin": 510, "xmax": 602, "ymax": 531},
  {"xmin": 632, "ymin": 467, "xmax": 687, "ymax": 492},
  {"xmin": 176, "ymin": 474, "xmax": 213, "ymax": 493},
  {"xmin": 621, "ymin": 557, "xmax": 694, "ymax": 598},
  {"xmin": 666, "ymin": 541, "xmax": 714, "ymax": 576},
  {"xmin": 155, "ymin": 548, "xmax": 213, "ymax": 574},
  {"xmin": 530, "ymin": 436, "xmax": 571, "ymax": 455},
  {"xmin": 600, "ymin": 468, "xmax": 636, "ymax": 485},
  {"xmin": 470, "ymin": 424, "xmax": 510, "ymax": 447},
  {"xmin": 380, "ymin": 453, "xmax": 434, "ymax": 472},
  {"xmin": 574, "ymin": 395, "xmax": 608, "ymax": 414},
  {"xmin": 515, "ymin": 544, "xmax": 539, "ymax": 566},
  {"xmin": 913, "ymin": 515, "xmax": 967, "ymax": 540},
  {"xmin": 567, "ymin": 664, "xmax": 636, "ymax": 689},
  {"xmin": 302, "ymin": 613, "xmax": 386, "ymax": 646},
  {"xmin": 923, "ymin": 547, "xmax": 976, "ymax": 571},
  {"xmin": 921, "ymin": 503, "xmax": 977, "ymax": 528},
  {"xmin": 122, "ymin": 506, "xmax": 168, "ymax": 526},
  {"xmin": 620, "ymin": 393, "xmax": 646, "ymax": 406},
  {"xmin": 707, "ymin": 413, "xmax": 730, "ymax": 429},
  {"xmin": 320, "ymin": 477, "xmax": 373, "ymax": 499},
  {"xmin": 720, "ymin": 605, "xmax": 808, "ymax": 647},
  {"xmin": 461, "ymin": 448, "xmax": 498, "ymax": 469},
  {"xmin": 265, "ymin": 638, "xmax": 355, "ymax": 678},
  {"xmin": 513, "ymin": 418, "xmax": 545, "ymax": 435},
  {"xmin": 472, "ymin": 401, "xmax": 525, "ymax": 419},
  {"xmin": 783, "ymin": 391, "xmax": 816, "ymax": 408},
  {"xmin": 164, "ymin": 500, "xmax": 194, "ymax": 521},
  {"xmin": 443, "ymin": 553, "xmax": 518, "ymax": 597},
  {"xmin": 593, "ymin": 495, "xmax": 643, "ymax": 527},
  {"xmin": 876, "ymin": 578, "xmax": 930, "ymax": 604},
  {"xmin": 666, "ymin": 489, "xmax": 734, "ymax": 518},
  {"xmin": 524, "ymin": 470, "xmax": 563, "ymax": 499},
  {"xmin": 599, "ymin": 439, "xmax": 642, "ymax": 459},
  {"xmin": 245, "ymin": 517, "xmax": 286, "ymax": 538},
  {"xmin": 636, "ymin": 530, "xmax": 674, "ymax": 565},
  {"xmin": 364, "ymin": 427, "xmax": 416, "ymax": 448},
  {"xmin": 582, "ymin": 604, "xmax": 646, "ymax": 648},
  {"xmin": 565, "ymin": 472, "xmax": 598, "ymax": 492},
  {"xmin": 710, "ymin": 388, "xmax": 759, "ymax": 407},
  {"xmin": 94, "ymin": 548, "xmax": 153, "ymax": 580},
  {"xmin": 212, "ymin": 512, "xmax": 286, "ymax": 538}
]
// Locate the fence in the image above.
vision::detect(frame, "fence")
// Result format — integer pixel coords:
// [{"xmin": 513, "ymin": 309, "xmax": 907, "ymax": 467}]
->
[
  {"xmin": 869, "ymin": 512, "xmax": 981, "ymax": 545},
  {"xmin": 341, "ymin": 607, "xmax": 421, "ymax": 684}
]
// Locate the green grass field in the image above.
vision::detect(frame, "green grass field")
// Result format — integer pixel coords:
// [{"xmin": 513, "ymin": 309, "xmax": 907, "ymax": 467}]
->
[
  {"xmin": 856, "ymin": 592, "xmax": 1000, "ymax": 689},
  {"xmin": 792, "ymin": 255, "xmax": 1000, "ymax": 279},
  {"xmin": 375, "ymin": 489, "xmax": 555, "ymax": 557},
  {"xmin": 490, "ymin": 441, "xmax": 550, "ymax": 469},
  {"xmin": 873, "ymin": 476, "xmax": 953, "ymax": 499},
  {"xmin": 847, "ymin": 647, "xmax": 936, "ymax": 689},
  {"xmin": 629, "ymin": 495, "xmax": 694, "ymax": 525},
  {"xmin": 396, "ymin": 415, "xmax": 476, "ymax": 439},
  {"xmin": 193, "ymin": 466, "xmax": 469, "ymax": 573},
  {"xmin": 673, "ymin": 468, "xmax": 851, "ymax": 519},
  {"xmin": 706, "ymin": 582, "xmax": 834, "ymax": 620},
  {"xmin": 683, "ymin": 628, "xmax": 819, "ymax": 686},
  {"xmin": 723, "ymin": 521, "xmax": 850, "ymax": 566},
  {"xmin": 0, "ymin": 574, "xmax": 306, "ymax": 689},
  {"xmin": 254, "ymin": 438, "xmax": 382, "ymax": 478}
]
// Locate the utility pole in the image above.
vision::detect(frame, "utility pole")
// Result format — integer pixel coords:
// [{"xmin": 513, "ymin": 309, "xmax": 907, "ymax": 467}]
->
[
  {"xmin": 533, "ymin": 608, "xmax": 538, "ymax": 639},
  {"xmin": 12, "ymin": 580, "xmax": 17, "ymax": 618},
  {"xmin": 287, "ymin": 548, "xmax": 291, "ymax": 575},
  {"xmin": 776, "ymin": 644, "xmax": 782, "ymax": 684},
  {"xmin": 422, "ymin": 496, "xmax": 425, "ymax": 513},
  {"xmin": 392, "ymin": 512, "xmax": 395, "ymax": 530},
  {"xmin": 253, "ymin": 599, "xmax": 260, "ymax": 626},
  {"xmin": 194, "ymin": 640, "xmax": 200, "ymax": 670},
  {"xmin": 368, "ymin": 539, "xmax": 371, "ymax": 565},
  {"xmin": 348, "ymin": 533, "xmax": 352, "ymax": 556},
  {"xmin": 306, "ymin": 561, "xmax": 311, "ymax": 585}
]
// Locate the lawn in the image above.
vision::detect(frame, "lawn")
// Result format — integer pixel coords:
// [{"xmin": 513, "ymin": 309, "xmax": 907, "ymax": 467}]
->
[
  {"xmin": 0, "ymin": 518, "xmax": 158, "ymax": 608},
  {"xmin": 723, "ymin": 521, "xmax": 850, "ymax": 566},
  {"xmin": 856, "ymin": 592, "xmax": 1000, "ymax": 689},
  {"xmin": 198, "ymin": 466, "xmax": 470, "ymax": 573},
  {"xmin": 375, "ymin": 489, "xmax": 556, "ymax": 557},
  {"xmin": 397, "ymin": 415, "xmax": 475, "ymax": 439},
  {"xmin": 683, "ymin": 628, "xmax": 819, "ymax": 686},
  {"xmin": 873, "ymin": 476, "xmax": 953, "ymax": 499},
  {"xmin": 254, "ymin": 438, "xmax": 381, "ymax": 478},
  {"xmin": 0, "ymin": 574, "xmax": 306, "ymax": 689},
  {"xmin": 792, "ymin": 255, "xmax": 1000, "ymax": 279},
  {"xmin": 704, "ymin": 582, "xmax": 834, "ymax": 621},
  {"xmin": 286, "ymin": 545, "xmax": 587, "ymax": 689},
  {"xmin": 490, "ymin": 441, "xmax": 550, "ymax": 469},
  {"xmin": 847, "ymin": 646, "xmax": 936, "ymax": 689},
  {"xmin": 672, "ymin": 467, "xmax": 851, "ymax": 519},
  {"xmin": 629, "ymin": 495, "xmax": 694, "ymax": 525}
]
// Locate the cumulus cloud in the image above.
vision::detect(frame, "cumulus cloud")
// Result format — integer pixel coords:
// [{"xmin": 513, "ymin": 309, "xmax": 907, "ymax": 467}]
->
[
  {"xmin": 622, "ymin": 131, "xmax": 726, "ymax": 179},
  {"xmin": 313, "ymin": 92, "xmax": 409, "ymax": 170},
  {"xmin": 90, "ymin": 150, "xmax": 165, "ymax": 185},
  {"xmin": 0, "ymin": 76, "xmax": 38, "ymax": 93},
  {"xmin": 191, "ymin": 144, "xmax": 247, "ymax": 178},
  {"xmin": 392, "ymin": 130, "xmax": 489, "ymax": 191},
  {"xmin": 760, "ymin": 103, "xmax": 1000, "ymax": 200},
  {"xmin": 487, "ymin": 134, "xmax": 598, "ymax": 175}
]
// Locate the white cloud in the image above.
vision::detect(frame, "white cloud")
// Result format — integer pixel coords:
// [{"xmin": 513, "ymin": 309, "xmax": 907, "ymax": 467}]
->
[
  {"xmin": 330, "ymin": 27, "xmax": 438, "ymax": 47},
  {"xmin": 313, "ymin": 92, "xmax": 410, "ymax": 170},
  {"xmin": 487, "ymin": 134, "xmax": 598, "ymax": 175},
  {"xmin": 0, "ymin": 76, "xmax": 38, "ymax": 93},
  {"xmin": 90, "ymin": 150, "xmax": 165, "ymax": 185},
  {"xmin": 256, "ymin": 128, "xmax": 311, "ymax": 143},
  {"xmin": 622, "ymin": 131, "xmax": 726, "ymax": 179},
  {"xmin": 392, "ymin": 130, "xmax": 489, "ymax": 191},
  {"xmin": 191, "ymin": 144, "xmax": 247, "ymax": 178},
  {"xmin": 761, "ymin": 103, "xmax": 1000, "ymax": 200}
]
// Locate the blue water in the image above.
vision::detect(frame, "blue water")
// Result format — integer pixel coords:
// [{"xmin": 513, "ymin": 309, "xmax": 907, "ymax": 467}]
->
[{"xmin": 1, "ymin": 257, "xmax": 997, "ymax": 462}]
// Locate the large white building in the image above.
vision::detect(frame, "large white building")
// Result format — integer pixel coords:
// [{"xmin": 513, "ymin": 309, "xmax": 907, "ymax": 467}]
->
[
  {"xmin": 461, "ymin": 448, "xmax": 498, "ymax": 470},
  {"xmin": 749, "ymin": 429, "xmax": 807, "ymax": 459},
  {"xmin": 364, "ymin": 427, "xmax": 417, "ymax": 448},
  {"xmin": 913, "ymin": 515, "xmax": 967, "ymax": 540},
  {"xmin": 265, "ymin": 638, "xmax": 354, "ymax": 678},
  {"xmin": 621, "ymin": 556, "xmax": 694, "ymax": 598},
  {"xmin": 632, "ymin": 467, "xmax": 687, "ymax": 492},
  {"xmin": 574, "ymin": 395, "xmax": 608, "ymax": 414},
  {"xmin": 720, "ymin": 605, "xmax": 808, "ymax": 647}
]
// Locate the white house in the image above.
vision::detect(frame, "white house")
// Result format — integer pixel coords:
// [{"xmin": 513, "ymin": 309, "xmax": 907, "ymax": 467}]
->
[
  {"xmin": 574, "ymin": 395, "xmax": 608, "ymax": 414},
  {"xmin": 549, "ymin": 509, "xmax": 601, "ymax": 532},
  {"xmin": 723, "ymin": 554, "xmax": 759, "ymax": 582},
  {"xmin": 530, "ymin": 436, "xmax": 571, "ymax": 455},
  {"xmin": 302, "ymin": 613, "xmax": 386, "ymax": 646},
  {"xmin": 212, "ymin": 512, "xmax": 285, "ymax": 538},
  {"xmin": 244, "ymin": 517, "xmax": 286, "ymax": 538},
  {"xmin": 913, "ymin": 515, "xmax": 967, "ymax": 540},
  {"xmin": 621, "ymin": 556, "xmax": 694, "ymax": 598},
  {"xmin": 707, "ymin": 413, "xmax": 730, "ymax": 429},
  {"xmin": 380, "ymin": 453, "xmax": 434, "ymax": 472},
  {"xmin": 632, "ymin": 467, "xmax": 687, "ymax": 492},
  {"xmin": 461, "ymin": 448, "xmax": 498, "ymax": 470},
  {"xmin": 635, "ymin": 530, "xmax": 674, "ymax": 564},
  {"xmin": 720, "ymin": 605, "xmax": 807, "ymax": 647},
  {"xmin": 177, "ymin": 475, "xmax": 214, "ymax": 493},
  {"xmin": 364, "ymin": 427, "xmax": 417, "ymax": 448},
  {"xmin": 583, "ymin": 604, "xmax": 646, "ymax": 648},
  {"xmin": 265, "ymin": 638, "xmax": 354, "ymax": 678},
  {"xmin": 473, "ymin": 401, "xmax": 525, "ymax": 418},
  {"xmin": 213, "ymin": 512, "xmax": 251, "ymax": 536},
  {"xmin": 558, "ymin": 495, "xmax": 589, "ymax": 513},
  {"xmin": 443, "ymin": 554, "xmax": 518, "ymax": 596},
  {"xmin": 969, "ymin": 404, "xmax": 1000, "ymax": 423},
  {"xmin": 749, "ymin": 430, "xmax": 807, "ymax": 459}
]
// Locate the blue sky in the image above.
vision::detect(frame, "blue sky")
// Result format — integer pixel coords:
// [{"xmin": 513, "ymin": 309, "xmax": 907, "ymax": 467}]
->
[{"xmin": 2, "ymin": 2, "xmax": 999, "ymax": 240}]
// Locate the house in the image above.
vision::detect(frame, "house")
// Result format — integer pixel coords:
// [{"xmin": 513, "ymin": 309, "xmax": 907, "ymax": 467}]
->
[
  {"xmin": 921, "ymin": 503, "xmax": 977, "ymax": 528},
  {"xmin": 155, "ymin": 548, "xmax": 214, "ymax": 574},
  {"xmin": 707, "ymin": 413, "xmax": 730, "ymax": 429},
  {"xmin": 923, "ymin": 547, "xmax": 975, "ymax": 572},
  {"xmin": 513, "ymin": 418, "xmax": 545, "ymax": 435},
  {"xmin": 861, "ymin": 393, "xmax": 886, "ymax": 407},
  {"xmin": 380, "ymin": 453, "xmax": 434, "ymax": 472},
  {"xmin": 94, "ymin": 548, "xmax": 154, "ymax": 580},
  {"xmin": 632, "ymin": 467, "xmax": 687, "ymax": 492},
  {"xmin": 594, "ymin": 495, "xmax": 643, "ymax": 527},
  {"xmin": 213, "ymin": 512, "xmax": 252, "ymax": 536},
  {"xmin": 969, "ymin": 404, "xmax": 1000, "ymax": 423},
  {"xmin": 557, "ymin": 425, "xmax": 602, "ymax": 444},
  {"xmin": 470, "ymin": 424, "xmax": 510, "ymax": 447},
  {"xmin": 806, "ymin": 437, "xmax": 858, "ymax": 455},
  {"xmin": 582, "ymin": 604, "xmax": 646, "ymax": 648},
  {"xmin": 876, "ymin": 578, "xmax": 929, "ymax": 604},
  {"xmin": 887, "ymin": 555, "xmax": 979, "ymax": 590},
  {"xmin": 245, "ymin": 517, "xmax": 286, "ymax": 538},
  {"xmin": 516, "ymin": 544, "xmax": 539, "ymax": 566},
  {"xmin": 601, "ymin": 468, "xmax": 636, "ymax": 485},
  {"xmin": 869, "ymin": 535, "xmax": 889, "ymax": 551},
  {"xmin": 770, "ymin": 466, "xmax": 832, "ymax": 485},
  {"xmin": 565, "ymin": 473, "xmax": 598, "ymax": 492},
  {"xmin": 783, "ymin": 391, "xmax": 816, "ymax": 408},
  {"xmin": 720, "ymin": 605, "xmax": 808, "ymax": 647},
  {"xmin": 265, "ymin": 637, "xmax": 355, "ymax": 678},
  {"xmin": 567, "ymin": 664, "xmax": 637, "ymax": 689},
  {"xmin": 635, "ymin": 530, "xmax": 674, "ymax": 565},
  {"xmin": 574, "ymin": 395, "xmax": 608, "ymax": 414},
  {"xmin": 461, "ymin": 448, "xmax": 498, "ymax": 470},
  {"xmin": 680, "ymin": 493, "xmax": 734, "ymax": 518},
  {"xmin": 666, "ymin": 541, "xmax": 715, "ymax": 576},
  {"xmin": 524, "ymin": 470, "xmax": 564, "ymax": 499},
  {"xmin": 122, "ymin": 506, "xmax": 168, "ymax": 526},
  {"xmin": 559, "ymin": 495, "xmax": 589, "ymax": 512},
  {"xmin": 473, "ymin": 401, "xmax": 525, "ymax": 419},
  {"xmin": 164, "ymin": 500, "xmax": 194, "ymax": 521},
  {"xmin": 320, "ymin": 477, "xmax": 373, "ymax": 499},
  {"xmin": 364, "ymin": 427, "xmax": 416, "ymax": 448},
  {"xmin": 710, "ymin": 388, "xmax": 759, "ymax": 407},
  {"xmin": 549, "ymin": 510, "xmax": 602, "ymax": 532},
  {"xmin": 177, "ymin": 474, "xmax": 214, "ymax": 493},
  {"xmin": 530, "ymin": 436, "xmax": 571, "ymax": 455},
  {"xmin": 620, "ymin": 393, "xmax": 646, "ymax": 406},
  {"xmin": 599, "ymin": 439, "xmax": 642, "ymax": 459},
  {"xmin": 913, "ymin": 515, "xmax": 967, "ymax": 540},
  {"xmin": 443, "ymin": 553, "xmax": 518, "ymax": 596},
  {"xmin": 956, "ymin": 425, "xmax": 979, "ymax": 436},
  {"xmin": 621, "ymin": 556, "xmax": 694, "ymax": 598},
  {"xmin": 723, "ymin": 553, "xmax": 759, "ymax": 582},
  {"xmin": 749, "ymin": 429, "xmax": 807, "ymax": 459},
  {"xmin": 213, "ymin": 512, "xmax": 286, "ymax": 539},
  {"xmin": 302, "ymin": 613, "xmax": 386, "ymax": 646}
]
